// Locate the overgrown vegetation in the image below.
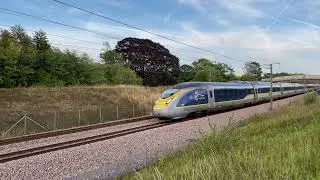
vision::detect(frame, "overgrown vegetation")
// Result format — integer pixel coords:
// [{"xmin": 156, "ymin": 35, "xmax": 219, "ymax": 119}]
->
[
  {"xmin": 124, "ymin": 95, "xmax": 320, "ymax": 179},
  {"xmin": 0, "ymin": 25, "xmax": 141, "ymax": 87},
  {"xmin": 0, "ymin": 85, "xmax": 165, "ymax": 137},
  {"xmin": 179, "ymin": 58, "xmax": 236, "ymax": 82},
  {"xmin": 304, "ymin": 92, "xmax": 318, "ymax": 105}
]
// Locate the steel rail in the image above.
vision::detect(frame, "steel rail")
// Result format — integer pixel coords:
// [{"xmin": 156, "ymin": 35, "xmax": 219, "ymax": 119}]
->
[
  {"xmin": 0, "ymin": 115, "xmax": 154, "ymax": 146},
  {"xmin": 0, "ymin": 121, "xmax": 169, "ymax": 163}
]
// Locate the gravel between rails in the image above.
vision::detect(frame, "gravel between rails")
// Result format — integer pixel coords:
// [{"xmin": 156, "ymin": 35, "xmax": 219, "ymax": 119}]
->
[
  {"xmin": 0, "ymin": 95, "xmax": 303, "ymax": 179},
  {"xmin": 0, "ymin": 118, "xmax": 159, "ymax": 155}
]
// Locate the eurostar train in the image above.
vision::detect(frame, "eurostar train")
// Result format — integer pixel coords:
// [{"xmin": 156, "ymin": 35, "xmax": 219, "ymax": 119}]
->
[{"xmin": 153, "ymin": 81, "xmax": 319, "ymax": 119}]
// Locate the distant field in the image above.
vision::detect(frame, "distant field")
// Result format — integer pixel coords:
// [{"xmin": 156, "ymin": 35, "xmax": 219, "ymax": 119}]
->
[
  {"xmin": 0, "ymin": 85, "xmax": 165, "ymax": 137},
  {"xmin": 124, "ymin": 93, "xmax": 320, "ymax": 179}
]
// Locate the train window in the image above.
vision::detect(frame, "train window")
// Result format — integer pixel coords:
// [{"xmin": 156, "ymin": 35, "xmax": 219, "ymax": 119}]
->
[
  {"xmin": 177, "ymin": 89, "xmax": 208, "ymax": 107},
  {"xmin": 210, "ymin": 91, "xmax": 213, "ymax": 98},
  {"xmin": 273, "ymin": 87, "xmax": 280, "ymax": 92},
  {"xmin": 214, "ymin": 88, "xmax": 249, "ymax": 102},
  {"xmin": 161, "ymin": 88, "xmax": 179, "ymax": 99},
  {"xmin": 258, "ymin": 88, "xmax": 269, "ymax": 93}
]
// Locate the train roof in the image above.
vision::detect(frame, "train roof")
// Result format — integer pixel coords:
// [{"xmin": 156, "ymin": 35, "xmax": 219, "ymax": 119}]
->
[
  {"xmin": 169, "ymin": 81, "xmax": 253, "ymax": 89},
  {"xmin": 169, "ymin": 81, "xmax": 302, "ymax": 90}
]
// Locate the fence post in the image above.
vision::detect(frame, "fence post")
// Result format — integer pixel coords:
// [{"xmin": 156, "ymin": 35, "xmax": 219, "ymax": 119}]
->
[
  {"xmin": 78, "ymin": 109, "xmax": 81, "ymax": 126},
  {"xmin": 54, "ymin": 112, "xmax": 57, "ymax": 130},
  {"xmin": 24, "ymin": 115, "xmax": 27, "ymax": 135},
  {"xmin": 100, "ymin": 106, "xmax": 102, "ymax": 123},
  {"xmin": 116, "ymin": 105, "xmax": 119, "ymax": 120},
  {"xmin": 133, "ymin": 104, "xmax": 135, "ymax": 118}
]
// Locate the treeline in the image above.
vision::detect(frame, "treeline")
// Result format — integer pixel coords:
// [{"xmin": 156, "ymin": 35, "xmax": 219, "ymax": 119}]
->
[
  {"xmin": 0, "ymin": 25, "xmax": 301, "ymax": 88},
  {"xmin": 0, "ymin": 25, "xmax": 141, "ymax": 87}
]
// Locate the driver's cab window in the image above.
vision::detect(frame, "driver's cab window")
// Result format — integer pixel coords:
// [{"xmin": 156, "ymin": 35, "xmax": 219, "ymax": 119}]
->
[{"xmin": 177, "ymin": 89, "xmax": 208, "ymax": 107}]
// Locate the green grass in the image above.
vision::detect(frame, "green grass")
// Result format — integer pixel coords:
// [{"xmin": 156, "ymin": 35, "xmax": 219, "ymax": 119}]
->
[
  {"xmin": 123, "ymin": 95, "xmax": 320, "ymax": 180},
  {"xmin": 304, "ymin": 92, "xmax": 318, "ymax": 105}
]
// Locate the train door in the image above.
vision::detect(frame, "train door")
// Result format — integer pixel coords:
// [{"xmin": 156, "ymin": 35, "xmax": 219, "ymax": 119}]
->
[
  {"xmin": 254, "ymin": 87, "xmax": 258, "ymax": 101},
  {"xmin": 208, "ymin": 87, "xmax": 215, "ymax": 108}
]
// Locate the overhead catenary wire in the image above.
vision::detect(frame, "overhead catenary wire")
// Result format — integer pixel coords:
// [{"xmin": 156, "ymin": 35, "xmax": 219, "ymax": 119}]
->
[
  {"xmin": 50, "ymin": 43, "xmax": 102, "ymax": 51},
  {"xmin": 0, "ymin": 23, "xmax": 210, "ymax": 62},
  {"xmin": 252, "ymin": 0, "xmax": 295, "ymax": 66},
  {"xmin": 0, "ymin": 24, "xmax": 105, "ymax": 46},
  {"xmin": 51, "ymin": 0, "xmax": 247, "ymax": 63},
  {"xmin": 0, "ymin": 7, "xmax": 247, "ymax": 65},
  {"xmin": 0, "ymin": 8, "xmax": 216, "ymax": 63},
  {"xmin": 0, "ymin": 27, "xmax": 102, "ymax": 52},
  {"xmin": 0, "ymin": 8, "xmax": 124, "ymax": 40}
]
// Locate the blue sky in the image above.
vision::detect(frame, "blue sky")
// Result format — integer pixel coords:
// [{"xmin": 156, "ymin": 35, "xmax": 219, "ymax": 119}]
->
[{"xmin": 1, "ymin": 0, "xmax": 320, "ymax": 75}]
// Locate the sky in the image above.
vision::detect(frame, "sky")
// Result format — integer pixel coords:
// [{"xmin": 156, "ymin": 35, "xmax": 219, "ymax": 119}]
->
[{"xmin": 1, "ymin": 0, "xmax": 320, "ymax": 75}]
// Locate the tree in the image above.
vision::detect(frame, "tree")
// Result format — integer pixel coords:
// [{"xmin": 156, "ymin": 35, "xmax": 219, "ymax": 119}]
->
[
  {"xmin": 33, "ymin": 30, "xmax": 50, "ymax": 51},
  {"xmin": 0, "ymin": 25, "xmax": 143, "ymax": 87},
  {"xmin": 32, "ymin": 30, "xmax": 51, "ymax": 84},
  {"xmin": 0, "ymin": 27, "xmax": 37, "ymax": 87},
  {"xmin": 179, "ymin": 64, "xmax": 194, "ymax": 82},
  {"xmin": 115, "ymin": 38, "xmax": 180, "ymax": 86},
  {"xmin": 104, "ymin": 64, "xmax": 142, "ymax": 85},
  {"xmin": 243, "ymin": 61, "xmax": 262, "ymax": 81},
  {"xmin": 100, "ymin": 50, "xmax": 124, "ymax": 65},
  {"xmin": 10, "ymin": 25, "xmax": 32, "ymax": 46},
  {"xmin": 188, "ymin": 58, "xmax": 236, "ymax": 82},
  {"xmin": 263, "ymin": 72, "xmax": 304, "ymax": 79}
]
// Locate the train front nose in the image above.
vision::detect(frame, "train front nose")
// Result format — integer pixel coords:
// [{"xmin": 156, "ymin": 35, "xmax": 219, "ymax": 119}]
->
[
  {"xmin": 152, "ymin": 98, "xmax": 175, "ymax": 119},
  {"xmin": 152, "ymin": 107, "xmax": 169, "ymax": 117}
]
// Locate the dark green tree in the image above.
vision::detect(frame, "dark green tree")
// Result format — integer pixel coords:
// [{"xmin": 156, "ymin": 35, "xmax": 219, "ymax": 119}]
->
[
  {"xmin": 179, "ymin": 64, "xmax": 194, "ymax": 82},
  {"xmin": 115, "ymin": 38, "xmax": 180, "ymax": 86},
  {"xmin": 33, "ymin": 30, "xmax": 50, "ymax": 51},
  {"xmin": 189, "ymin": 58, "xmax": 236, "ymax": 82},
  {"xmin": 0, "ymin": 27, "xmax": 37, "ymax": 87},
  {"xmin": 10, "ymin": 25, "xmax": 32, "ymax": 46},
  {"xmin": 243, "ymin": 61, "xmax": 263, "ymax": 81}
]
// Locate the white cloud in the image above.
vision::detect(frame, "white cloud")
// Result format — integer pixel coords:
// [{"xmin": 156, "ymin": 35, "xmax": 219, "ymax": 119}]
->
[
  {"xmin": 178, "ymin": 0, "xmax": 265, "ymax": 18},
  {"xmin": 217, "ymin": 0, "xmax": 264, "ymax": 18}
]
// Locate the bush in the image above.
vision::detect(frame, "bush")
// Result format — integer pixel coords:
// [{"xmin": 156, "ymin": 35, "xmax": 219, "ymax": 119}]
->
[
  {"xmin": 105, "ymin": 64, "xmax": 142, "ymax": 85},
  {"xmin": 304, "ymin": 92, "xmax": 318, "ymax": 105}
]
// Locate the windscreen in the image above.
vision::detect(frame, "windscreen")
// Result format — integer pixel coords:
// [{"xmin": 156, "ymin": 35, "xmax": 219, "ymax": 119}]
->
[{"xmin": 161, "ymin": 88, "xmax": 179, "ymax": 99}]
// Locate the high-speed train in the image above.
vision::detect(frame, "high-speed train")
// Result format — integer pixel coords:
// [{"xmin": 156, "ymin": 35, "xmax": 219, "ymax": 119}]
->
[{"xmin": 153, "ymin": 81, "xmax": 319, "ymax": 119}]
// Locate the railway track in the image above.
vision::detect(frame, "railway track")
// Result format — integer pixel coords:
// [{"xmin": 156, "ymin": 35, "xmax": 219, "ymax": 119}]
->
[
  {"xmin": 0, "ymin": 121, "xmax": 171, "ymax": 163},
  {"xmin": 0, "ymin": 115, "xmax": 154, "ymax": 146}
]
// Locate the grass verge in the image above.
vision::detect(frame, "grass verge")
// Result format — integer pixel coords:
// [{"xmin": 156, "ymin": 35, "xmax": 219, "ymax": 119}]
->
[{"xmin": 123, "ymin": 95, "xmax": 320, "ymax": 180}]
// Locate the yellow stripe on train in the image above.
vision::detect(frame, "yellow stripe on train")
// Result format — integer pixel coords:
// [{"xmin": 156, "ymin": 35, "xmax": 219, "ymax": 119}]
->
[{"xmin": 154, "ymin": 89, "xmax": 184, "ymax": 109}]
